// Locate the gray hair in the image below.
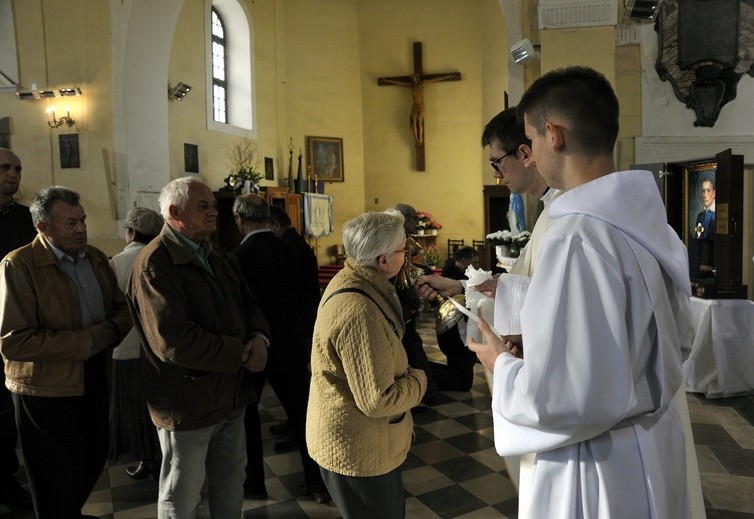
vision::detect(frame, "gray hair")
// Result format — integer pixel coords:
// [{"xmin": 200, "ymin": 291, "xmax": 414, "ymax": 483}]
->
[
  {"xmin": 342, "ymin": 209, "xmax": 405, "ymax": 267},
  {"xmin": 30, "ymin": 186, "xmax": 81, "ymax": 225},
  {"xmin": 233, "ymin": 194, "xmax": 269, "ymax": 223},
  {"xmin": 158, "ymin": 176, "xmax": 205, "ymax": 220}
]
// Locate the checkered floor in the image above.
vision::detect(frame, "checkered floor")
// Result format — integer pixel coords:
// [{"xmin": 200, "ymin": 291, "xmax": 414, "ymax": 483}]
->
[{"xmin": 2, "ymin": 312, "xmax": 753, "ymax": 518}]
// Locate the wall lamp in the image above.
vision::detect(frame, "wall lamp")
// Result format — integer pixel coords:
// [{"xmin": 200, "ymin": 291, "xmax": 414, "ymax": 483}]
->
[
  {"xmin": 510, "ymin": 39, "xmax": 540, "ymax": 65},
  {"xmin": 168, "ymin": 82, "xmax": 192, "ymax": 101},
  {"xmin": 46, "ymin": 106, "xmax": 75, "ymax": 129}
]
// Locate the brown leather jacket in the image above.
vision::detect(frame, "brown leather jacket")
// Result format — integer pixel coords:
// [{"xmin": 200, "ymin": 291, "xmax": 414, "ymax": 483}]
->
[
  {"xmin": 127, "ymin": 225, "xmax": 269, "ymax": 431},
  {"xmin": 0, "ymin": 235, "xmax": 132, "ymax": 397}
]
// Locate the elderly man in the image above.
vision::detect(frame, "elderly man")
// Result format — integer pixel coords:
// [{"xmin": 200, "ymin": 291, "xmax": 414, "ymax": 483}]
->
[
  {"xmin": 127, "ymin": 177, "xmax": 270, "ymax": 518},
  {"xmin": 0, "ymin": 147, "xmax": 36, "ymax": 511},
  {"xmin": 0, "ymin": 186, "xmax": 131, "ymax": 518},
  {"xmin": 230, "ymin": 195, "xmax": 328, "ymax": 503}
]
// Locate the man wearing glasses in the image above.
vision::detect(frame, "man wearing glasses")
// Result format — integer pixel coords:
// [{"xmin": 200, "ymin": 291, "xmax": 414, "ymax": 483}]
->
[{"xmin": 482, "ymin": 107, "xmax": 559, "ymax": 276}]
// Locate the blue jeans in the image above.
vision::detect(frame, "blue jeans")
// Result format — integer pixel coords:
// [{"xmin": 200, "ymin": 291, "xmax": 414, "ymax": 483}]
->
[{"xmin": 156, "ymin": 407, "xmax": 246, "ymax": 519}]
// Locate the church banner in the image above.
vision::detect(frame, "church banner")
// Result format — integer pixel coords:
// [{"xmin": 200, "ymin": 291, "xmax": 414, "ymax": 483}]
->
[{"xmin": 303, "ymin": 193, "xmax": 333, "ymax": 238}]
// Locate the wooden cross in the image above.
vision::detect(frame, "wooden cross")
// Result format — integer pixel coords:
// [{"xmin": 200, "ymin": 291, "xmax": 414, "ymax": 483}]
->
[{"xmin": 378, "ymin": 42, "xmax": 461, "ymax": 171}]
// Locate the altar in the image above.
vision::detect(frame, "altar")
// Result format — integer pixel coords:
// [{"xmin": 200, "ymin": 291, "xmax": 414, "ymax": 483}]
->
[{"xmin": 683, "ymin": 297, "xmax": 754, "ymax": 398}]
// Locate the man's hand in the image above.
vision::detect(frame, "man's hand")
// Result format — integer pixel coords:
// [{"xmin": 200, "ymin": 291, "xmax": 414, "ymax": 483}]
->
[
  {"xmin": 467, "ymin": 316, "xmax": 514, "ymax": 372},
  {"xmin": 502, "ymin": 334, "xmax": 523, "ymax": 358},
  {"xmin": 243, "ymin": 336, "xmax": 268, "ymax": 372},
  {"xmin": 89, "ymin": 321, "xmax": 118, "ymax": 358},
  {"xmin": 417, "ymin": 274, "xmax": 462, "ymax": 297},
  {"xmin": 469, "ymin": 278, "xmax": 498, "ymax": 298}
]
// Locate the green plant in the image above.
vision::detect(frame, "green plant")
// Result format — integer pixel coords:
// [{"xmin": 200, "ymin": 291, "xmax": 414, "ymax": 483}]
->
[{"xmin": 423, "ymin": 245, "xmax": 441, "ymax": 267}]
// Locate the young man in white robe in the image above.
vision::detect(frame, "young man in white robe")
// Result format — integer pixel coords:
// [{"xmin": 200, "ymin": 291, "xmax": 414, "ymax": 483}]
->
[{"xmin": 468, "ymin": 66, "xmax": 693, "ymax": 518}]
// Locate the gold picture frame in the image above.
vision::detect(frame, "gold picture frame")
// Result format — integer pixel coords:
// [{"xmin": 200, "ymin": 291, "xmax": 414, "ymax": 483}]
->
[{"xmin": 306, "ymin": 136, "xmax": 344, "ymax": 182}]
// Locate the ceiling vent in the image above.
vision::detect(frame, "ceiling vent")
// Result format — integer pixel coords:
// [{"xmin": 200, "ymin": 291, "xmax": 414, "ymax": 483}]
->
[{"xmin": 538, "ymin": 1, "xmax": 617, "ymax": 29}]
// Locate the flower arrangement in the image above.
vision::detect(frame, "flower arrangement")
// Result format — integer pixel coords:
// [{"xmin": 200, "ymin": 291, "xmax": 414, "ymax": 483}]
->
[
  {"xmin": 486, "ymin": 229, "xmax": 515, "ymax": 245},
  {"xmin": 486, "ymin": 230, "xmax": 530, "ymax": 247},
  {"xmin": 430, "ymin": 220, "xmax": 442, "ymax": 230},
  {"xmin": 513, "ymin": 231, "xmax": 531, "ymax": 247},
  {"xmin": 416, "ymin": 211, "xmax": 433, "ymax": 230},
  {"xmin": 223, "ymin": 139, "xmax": 263, "ymax": 194},
  {"xmin": 422, "ymin": 245, "xmax": 442, "ymax": 267}
]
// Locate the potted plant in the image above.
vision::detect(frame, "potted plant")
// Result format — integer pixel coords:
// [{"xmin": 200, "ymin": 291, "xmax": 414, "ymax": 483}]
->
[
  {"xmin": 222, "ymin": 139, "xmax": 263, "ymax": 194},
  {"xmin": 509, "ymin": 231, "xmax": 532, "ymax": 258},
  {"xmin": 422, "ymin": 245, "xmax": 441, "ymax": 268},
  {"xmin": 416, "ymin": 211, "xmax": 433, "ymax": 236},
  {"xmin": 429, "ymin": 220, "xmax": 442, "ymax": 236},
  {"xmin": 486, "ymin": 229, "xmax": 514, "ymax": 261}
]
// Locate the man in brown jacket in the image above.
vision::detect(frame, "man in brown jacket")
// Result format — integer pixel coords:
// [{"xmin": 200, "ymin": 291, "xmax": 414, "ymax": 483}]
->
[
  {"xmin": 127, "ymin": 177, "xmax": 270, "ymax": 518},
  {"xmin": 0, "ymin": 186, "xmax": 132, "ymax": 518}
]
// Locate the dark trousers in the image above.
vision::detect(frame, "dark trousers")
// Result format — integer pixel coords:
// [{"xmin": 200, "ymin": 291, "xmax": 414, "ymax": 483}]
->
[
  {"xmin": 12, "ymin": 352, "xmax": 110, "ymax": 519},
  {"xmin": 319, "ymin": 465, "xmax": 405, "ymax": 519},
  {"xmin": 430, "ymin": 324, "xmax": 477, "ymax": 391},
  {"xmin": 0, "ymin": 373, "xmax": 21, "ymax": 489},
  {"xmin": 244, "ymin": 361, "xmax": 324, "ymax": 492}
]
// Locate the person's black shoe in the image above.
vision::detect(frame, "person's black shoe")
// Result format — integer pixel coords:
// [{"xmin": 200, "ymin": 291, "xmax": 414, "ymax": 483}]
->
[
  {"xmin": 273, "ymin": 434, "xmax": 299, "ymax": 453},
  {"xmin": 302, "ymin": 484, "xmax": 331, "ymax": 504},
  {"xmin": 0, "ymin": 482, "xmax": 33, "ymax": 510},
  {"xmin": 243, "ymin": 486, "xmax": 268, "ymax": 500},
  {"xmin": 126, "ymin": 460, "xmax": 159, "ymax": 480},
  {"xmin": 269, "ymin": 420, "xmax": 292, "ymax": 436}
]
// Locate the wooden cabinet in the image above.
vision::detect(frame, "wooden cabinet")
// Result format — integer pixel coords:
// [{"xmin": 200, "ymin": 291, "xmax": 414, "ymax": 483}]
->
[
  {"xmin": 212, "ymin": 188, "xmax": 302, "ymax": 253},
  {"xmin": 264, "ymin": 187, "xmax": 303, "ymax": 235},
  {"xmin": 483, "ymin": 184, "xmax": 511, "ymax": 271}
]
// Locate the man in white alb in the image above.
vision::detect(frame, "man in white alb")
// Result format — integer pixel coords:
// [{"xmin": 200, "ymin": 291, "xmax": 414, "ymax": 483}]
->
[{"xmin": 469, "ymin": 66, "xmax": 692, "ymax": 518}]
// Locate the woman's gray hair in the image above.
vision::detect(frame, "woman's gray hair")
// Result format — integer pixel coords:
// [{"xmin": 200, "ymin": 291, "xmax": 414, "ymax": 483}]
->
[
  {"xmin": 30, "ymin": 186, "xmax": 80, "ymax": 225},
  {"xmin": 342, "ymin": 209, "xmax": 405, "ymax": 267},
  {"xmin": 158, "ymin": 176, "xmax": 204, "ymax": 220}
]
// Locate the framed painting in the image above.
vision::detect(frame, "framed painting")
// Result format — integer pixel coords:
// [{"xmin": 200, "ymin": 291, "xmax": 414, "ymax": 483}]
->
[
  {"xmin": 683, "ymin": 161, "xmax": 716, "ymax": 245},
  {"xmin": 306, "ymin": 136, "xmax": 343, "ymax": 182},
  {"xmin": 184, "ymin": 143, "xmax": 198, "ymax": 173}
]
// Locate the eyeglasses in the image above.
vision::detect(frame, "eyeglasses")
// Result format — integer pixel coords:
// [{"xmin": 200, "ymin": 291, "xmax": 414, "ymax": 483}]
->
[
  {"xmin": 392, "ymin": 248, "xmax": 409, "ymax": 255},
  {"xmin": 0, "ymin": 163, "xmax": 22, "ymax": 173},
  {"xmin": 489, "ymin": 149, "xmax": 517, "ymax": 172}
]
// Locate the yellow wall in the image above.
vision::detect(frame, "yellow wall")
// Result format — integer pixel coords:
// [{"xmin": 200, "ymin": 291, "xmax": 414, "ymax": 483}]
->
[
  {"xmin": 0, "ymin": 1, "xmax": 646, "ymax": 263},
  {"xmin": 5, "ymin": 0, "xmax": 116, "ymax": 249},
  {"xmin": 359, "ymin": 0, "xmax": 506, "ymax": 260}
]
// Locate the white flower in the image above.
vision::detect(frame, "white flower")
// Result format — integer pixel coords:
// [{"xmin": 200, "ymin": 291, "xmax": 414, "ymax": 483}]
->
[{"xmin": 486, "ymin": 230, "xmax": 514, "ymax": 244}]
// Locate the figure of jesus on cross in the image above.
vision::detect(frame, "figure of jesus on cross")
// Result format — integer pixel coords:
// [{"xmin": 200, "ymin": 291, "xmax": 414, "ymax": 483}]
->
[
  {"xmin": 380, "ymin": 72, "xmax": 458, "ymax": 147},
  {"xmin": 378, "ymin": 42, "xmax": 461, "ymax": 170}
]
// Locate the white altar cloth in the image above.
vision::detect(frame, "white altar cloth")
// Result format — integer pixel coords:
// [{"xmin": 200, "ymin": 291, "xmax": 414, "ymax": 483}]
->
[{"xmin": 683, "ymin": 297, "xmax": 754, "ymax": 398}]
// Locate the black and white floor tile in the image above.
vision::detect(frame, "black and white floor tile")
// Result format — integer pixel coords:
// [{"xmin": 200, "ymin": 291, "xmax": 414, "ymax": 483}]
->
[{"xmin": 2, "ymin": 313, "xmax": 752, "ymax": 518}]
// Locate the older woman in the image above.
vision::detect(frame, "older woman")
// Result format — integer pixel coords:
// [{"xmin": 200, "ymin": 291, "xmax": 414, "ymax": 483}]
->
[{"xmin": 306, "ymin": 209, "xmax": 427, "ymax": 519}]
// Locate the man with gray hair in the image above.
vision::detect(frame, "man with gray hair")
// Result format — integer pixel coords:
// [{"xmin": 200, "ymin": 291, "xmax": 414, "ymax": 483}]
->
[
  {"xmin": 230, "ymin": 194, "xmax": 328, "ymax": 502},
  {"xmin": 0, "ymin": 186, "xmax": 131, "ymax": 518},
  {"xmin": 127, "ymin": 177, "xmax": 270, "ymax": 518}
]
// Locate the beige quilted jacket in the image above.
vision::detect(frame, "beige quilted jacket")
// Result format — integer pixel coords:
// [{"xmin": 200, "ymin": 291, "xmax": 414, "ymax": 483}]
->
[{"xmin": 306, "ymin": 258, "xmax": 424, "ymax": 477}]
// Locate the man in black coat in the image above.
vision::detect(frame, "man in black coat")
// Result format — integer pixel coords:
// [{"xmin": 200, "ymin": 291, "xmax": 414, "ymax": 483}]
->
[
  {"xmin": 0, "ymin": 148, "xmax": 36, "ymax": 511},
  {"xmin": 229, "ymin": 195, "xmax": 329, "ymax": 503}
]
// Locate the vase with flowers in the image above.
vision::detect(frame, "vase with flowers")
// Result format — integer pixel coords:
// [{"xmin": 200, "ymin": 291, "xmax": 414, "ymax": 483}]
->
[
  {"xmin": 508, "ymin": 231, "xmax": 532, "ymax": 258},
  {"xmin": 429, "ymin": 220, "xmax": 442, "ymax": 236},
  {"xmin": 222, "ymin": 139, "xmax": 263, "ymax": 195},
  {"xmin": 486, "ymin": 229, "xmax": 514, "ymax": 262},
  {"xmin": 415, "ymin": 211, "xmax": 433, "ymax": 236}
]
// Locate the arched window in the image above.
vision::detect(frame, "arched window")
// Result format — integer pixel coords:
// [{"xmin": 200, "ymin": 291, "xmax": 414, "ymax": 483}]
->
[
  {"xmin": 206, "ymin": 0, "xmax": 254, "ymax": 136},
  {"xmin": 211, "ymin": 7, "xmax": 228, "ymax": 123}
]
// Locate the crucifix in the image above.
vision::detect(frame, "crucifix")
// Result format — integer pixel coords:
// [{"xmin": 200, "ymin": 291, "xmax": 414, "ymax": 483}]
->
[{"xmin": 378, "ymin": 42, "xmax": 461, "ymax": 171}]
